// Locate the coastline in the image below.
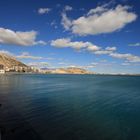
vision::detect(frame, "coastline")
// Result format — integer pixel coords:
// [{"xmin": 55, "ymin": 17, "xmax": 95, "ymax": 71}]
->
[{"xmin": 1, "ymin": 72, "xmax": 140, "ymax": 76}]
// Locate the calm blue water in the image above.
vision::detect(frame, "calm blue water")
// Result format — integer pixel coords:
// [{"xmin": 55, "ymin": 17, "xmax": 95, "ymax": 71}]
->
[{"xmin": 0, "ymin": 74, "xmax": 140, "ymax": 140}]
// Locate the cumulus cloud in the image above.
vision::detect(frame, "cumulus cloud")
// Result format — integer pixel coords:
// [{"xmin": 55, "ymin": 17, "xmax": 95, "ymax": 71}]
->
[
  {"xmin": 61, "ymin": 12, "xmax": 72, "ymax": 30},
  {"xmin": 38, "ymin": 8, "xmax": 51, "ymax": 14},
  {"xmin": 129, "ymin": 43, "xmax": 140, "ymax": 47},
  {"xmin": 0, "ymin": 28, "xmax": 47, "ymax": 46},
  {"xmin": 51, "ymin": 38, "xmax": 116, "ymax": 55},
  {"xmin": 110, "ymin": 53, "xmax": 140, "ymax": 62},
  {"xmin": 16, "ymin": 52, "xmax": 43, "ymax": 60},
  {"xmin": 61, "ymin": 5, "xmax": 137, "ymax": 35},
  {"xmin": 51, "ymin": 38, "xmax": 70, "ymax": 48},
  {"xmin": 51, "ymin": 38, "xmax": 100, "ymax": 50},
  {"xmin": 50, "ymin": 38, "xmax": 140, "ymax": 63}
]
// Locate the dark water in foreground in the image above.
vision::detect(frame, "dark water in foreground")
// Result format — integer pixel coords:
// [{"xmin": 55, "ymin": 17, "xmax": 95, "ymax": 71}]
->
[{"xmin": 0, "ymin": 74, "xmax": 140, "ymax": 140}]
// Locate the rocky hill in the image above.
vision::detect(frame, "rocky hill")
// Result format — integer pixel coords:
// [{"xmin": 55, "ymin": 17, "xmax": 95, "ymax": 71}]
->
[
  {"xmin": 0, "ymin": 53, "xmax": 92, "ymax": 74},
  {"xmin": 0, "ymin": 53, "xmax": 27, "ymax": 68},
  {"xmin": 46, "ymin": 67, "xmax": 92, "ymax": 74}
]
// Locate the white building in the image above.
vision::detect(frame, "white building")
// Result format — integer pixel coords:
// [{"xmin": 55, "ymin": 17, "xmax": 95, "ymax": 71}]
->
[
  {"xmin": 0, "ymin": 69, "xmax": 5, "ymax": 74},
  {"xmin": 0, "ymin": 64, "xmax": 5, "ymax": 74}
]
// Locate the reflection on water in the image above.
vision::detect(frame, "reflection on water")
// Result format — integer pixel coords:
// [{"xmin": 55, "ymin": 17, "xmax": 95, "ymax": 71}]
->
[{"xmin": 0, "ymin": 74, "xmax": 140, "ymax": 140}]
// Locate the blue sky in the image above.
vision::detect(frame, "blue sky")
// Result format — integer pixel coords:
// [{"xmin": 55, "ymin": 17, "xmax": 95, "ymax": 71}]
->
[{"xmin": 0, "ymin": 0, "xmax": 140, "ymax": 74}]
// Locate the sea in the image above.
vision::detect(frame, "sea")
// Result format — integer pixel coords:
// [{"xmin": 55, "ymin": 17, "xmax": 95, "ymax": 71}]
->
[{"xmin": 0, "ymin": 74, "xmax": 140, "ymax": 140}]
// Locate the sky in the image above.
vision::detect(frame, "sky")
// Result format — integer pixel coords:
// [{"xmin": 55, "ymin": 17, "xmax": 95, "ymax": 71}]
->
[{"xmin": 0, "ymin": 0, "xmax": 140, "ymax": 74}]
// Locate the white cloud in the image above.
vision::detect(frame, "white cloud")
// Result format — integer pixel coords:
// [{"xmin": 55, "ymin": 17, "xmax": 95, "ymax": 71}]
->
[
  {"xmin": 0, "ymin": 50, "xmax": 14, "ymax": 56},
  {"xmin": 61, "ymin": 5, "xmax": 73, "ymax": 30},
  {"xmin": 129, "ymin": 43, "xmax": 140, "ymax": 47},
  {"xmin": 45, "ymin": 57, "xmax": 54, "ymax": 60},
  {"xmin": 28, "ymin": 62, "xmax": 49, "ymax": 68},
  {"xmin": 51, "ymin": 38, "xmax": 70, "ymax": 48},
  {"xmin": 92, "ymin": 47, "xmax": 116, "ymax": 55},
  {"xmin": 63, "ymin": 64, "xmax": 95, "ymax": 69},
  {"xmin": 0, "ymin": 50, "xmax": 53, "ymax": 61},
  {"xmin": 58, "ymin": 62, "xmax": 67, "ymax": 65},
  {"xmin": 91, "ymin": 62, "xmax": 98, "ymax": 65},
  {"xmin": 35, "ymin": 40, "xmax": 47, "ymax": 45},
  {"xmin": 50, "ymin": 21, "xmax": 58, "ymax": 29},
  {"xmin": 94, "ymin": 50, "xmax": 113, "ymax": 55},
  {"xmin": 38, "ymin": 8, "xmax": 51, "ymax": 14},
  {"xmin": 121, "ymin": 62, "xmax": 130, "ymax": 66},
  {"xmin": 86, "ymin": 45, "xmax": 101, "ymax": 52},
  {"xmin": 105, "ymin": 47, "xmax": 117, "ymax": 51},
  {"xmin": 100, "ymin": 59, "xmax": 107, "ymax": 62},
  {"xmin": 61, "ymin": 5, "xmax": 137, "ymax": 35},
  {"xmin": 110, "ymin": 53, "xmax": 140, "ymax": 62},
  {"xmin": 85, "ymin": 65, "xmax": 96, "ymax": 68},
  {"xmin": 61, "ymin": 13, "xmax": 72, "ymax": 30},
  {"xmin": 50, "ymin": 39, "xmax": 120, "ymax": 58},
  {"xmin": 2, "ymin": 50, "xmax": 40, "ymax": 61},
  {"xmin": 64, "ymin": 5, "xmax": 73, "ymax": 11},
  {"xmin": 0, "ymin": 28, "xmax": 47, "ymax": 46},
  {"xmin": 50, "ymin": 38, "xmax": 140, "ymax": 63},
  {"xmin": 51, "ymin": 38, "xmax": 100, "ymax": 50},
  {"xmin": 50, "ymin": 37, "xmax": 140, "ymax": 64},
  {"xmin": 87, "ymin": 6, "xmax": 107, "ymax": 15},
  {"xmin": 16, "ymin": 52, "xmax": 43, "ymax": 60}
]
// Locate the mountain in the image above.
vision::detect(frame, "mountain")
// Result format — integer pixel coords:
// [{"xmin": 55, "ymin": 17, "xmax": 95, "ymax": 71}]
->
[
  {"xmin": 45, "ymin": 67, "xmax": 92, "ymax": 74},
  {"xmin": 0, "ymin": 53, "xmax": 27, "ymax": 68},
  {"xmin": 0, "ymin": 53, "xmax": 92, "ymax": 74}
]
